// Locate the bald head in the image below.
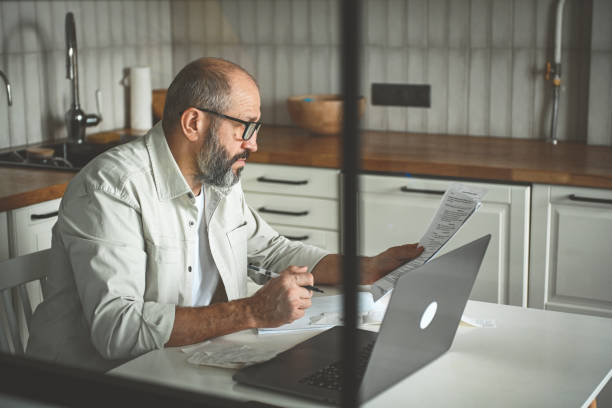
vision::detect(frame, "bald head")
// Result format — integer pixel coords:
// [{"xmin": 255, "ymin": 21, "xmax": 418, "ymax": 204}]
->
[{"xmin": 162, "ymin": 58, "xmax": 258, "ymax": 136}]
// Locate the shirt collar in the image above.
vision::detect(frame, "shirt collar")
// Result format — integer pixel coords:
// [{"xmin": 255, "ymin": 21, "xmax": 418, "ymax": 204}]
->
[{"xmin": 145, "ymin": 122, "xmax": 192, "ymax": 201}]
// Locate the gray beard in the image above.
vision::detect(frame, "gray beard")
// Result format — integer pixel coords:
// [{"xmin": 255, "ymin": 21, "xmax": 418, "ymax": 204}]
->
[{"xmin": 195, "ymin": 123, "xmax": 247, "ymax": 189}]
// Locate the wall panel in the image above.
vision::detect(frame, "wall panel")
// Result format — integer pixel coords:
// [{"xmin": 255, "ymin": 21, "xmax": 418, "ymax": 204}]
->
[{"xmin": 0, "ymin": 0, "xmax": 173, "ymax": 149}]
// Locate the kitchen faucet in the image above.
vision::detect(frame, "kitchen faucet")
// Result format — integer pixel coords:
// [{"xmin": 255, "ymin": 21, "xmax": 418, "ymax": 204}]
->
[
  {"xmin": 65, "ymin": 12, "xmax": 101, "ymax": 144},
  {"xmin": 0, "ymin": 70, "xmax": 12, "ymax": 106}
]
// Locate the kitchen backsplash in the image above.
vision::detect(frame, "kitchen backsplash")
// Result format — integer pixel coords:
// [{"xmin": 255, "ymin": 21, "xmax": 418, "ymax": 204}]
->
[
  {"xmin": 171, "ymin": 0, "xmax": 611, "ymax": 146},
  {"xmin": 0, "ymin": 1, "xmax": 173, "ymax": 149},
  {"xmin": 0, "ymin": 0, "xmax": 610, "ymax": 149}
]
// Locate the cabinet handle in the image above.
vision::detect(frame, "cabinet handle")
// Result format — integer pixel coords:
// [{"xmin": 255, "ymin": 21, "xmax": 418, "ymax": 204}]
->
[
  {"xmin": 283, "ymin": 234, "xmax": 310, "ymax": 241},
  {"xmin": 257, "ymin": 176, "xmax": 308, "ymax": 186},
  {"xmin": 568, "ymin": 194, "xmax": 612, "ymax": 205},
  {"xmin": 31, "ymin": 211, "xmax": 59, "ymax": 220},
  {"xmin": 258, "ymin": 207, "xmax": 309, "ymax": 217},
  {"xmin": 400, "ymin": 186, "xmax": 445, "ymax": 195}
]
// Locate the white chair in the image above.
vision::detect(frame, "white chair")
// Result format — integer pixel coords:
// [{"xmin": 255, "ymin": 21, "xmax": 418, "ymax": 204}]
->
[{"xmin": 0, "ymin": 249, "xmax": 50, "ymax": 354}]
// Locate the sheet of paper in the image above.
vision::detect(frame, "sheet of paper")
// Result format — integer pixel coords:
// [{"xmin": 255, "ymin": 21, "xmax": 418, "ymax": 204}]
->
[
  {"xmin": 370, "ymin": 183, "xmax": 488, "ymax": 301},
  {"xmin": 257, "ymin": 292, "xmax": 375, "ymax": 334},
  {"xmin": 183, "ymin": 339, "xmax": 279, "ymax": 369},
  {"xmin": 186, "ymin": 344, "xmax": 279, "ymax": 369},
  {"xmin": 361, "ymin": 291, "xmax": 392, "ymax": 325},
  {"xmin": 460, "ymin": 315, "xmax": 497, "ymax": 328}
]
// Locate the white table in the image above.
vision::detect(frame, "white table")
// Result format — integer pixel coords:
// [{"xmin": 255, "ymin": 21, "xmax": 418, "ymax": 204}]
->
[{"xmin": 109, "ymin": 301, "xmax": 612, "ymax": 407}]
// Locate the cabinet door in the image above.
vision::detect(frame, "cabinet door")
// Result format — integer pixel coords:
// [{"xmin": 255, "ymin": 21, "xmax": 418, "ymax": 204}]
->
[
  {"xmin": 359, "ymin": 175, "xmax": 530, "ymax": 305},
  {"xmin": 9, "ymin": 199, "xmax": 60, "ymax": 257},
  {"xmin": 530, "ymin": 185, "xmax": 612, "ymax": 317},
  {"xmin": 8, "ymin": 199, "xmax": 61, "ymax": 319},
  {"xmin": 0, "ymin": 212, "xmax": 8, "ymax": 261}
]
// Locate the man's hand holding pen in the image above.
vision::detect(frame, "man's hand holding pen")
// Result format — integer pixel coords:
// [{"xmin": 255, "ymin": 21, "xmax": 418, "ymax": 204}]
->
[{"xmin": 249, "ymin": 266, "xmax": 315, "ymax": 328}]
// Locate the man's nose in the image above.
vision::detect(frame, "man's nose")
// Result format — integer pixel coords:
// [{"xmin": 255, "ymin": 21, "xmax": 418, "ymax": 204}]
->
[{"xmin": 242, "ymin": 133, "xmax": 258, "ymax": 153}]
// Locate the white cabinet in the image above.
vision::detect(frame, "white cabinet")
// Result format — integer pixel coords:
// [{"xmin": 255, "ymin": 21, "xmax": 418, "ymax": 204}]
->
[
  {"xmin": 529, "ymin": 184, "xmax": 612, "ymax": 317},
  {"xmin": 242, "ymin": 163, "xmax": 340, "ymax": 252},
  {"xmin": 6, "ymin": 198, "xmax": 60, "ymax": 327},
  {"xmin": 0, "ymin": 212, "xmax": 9, "ymax": 261},
  {"xmin": 9, "ymin": 198, "xmax": 60, "ymax": 257},
  {"xmin": 359, "ymin": 174, "xmax": 530, "ymax": 306}
]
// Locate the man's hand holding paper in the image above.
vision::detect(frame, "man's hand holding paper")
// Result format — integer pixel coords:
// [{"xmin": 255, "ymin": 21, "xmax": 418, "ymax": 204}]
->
[
  {"xmin": 361, "ymin": 243, "xmax": 425, "ymax": 284},
  {"xmin": 370, "ymin": 183, "xmax": 488, "ymax": 301}
]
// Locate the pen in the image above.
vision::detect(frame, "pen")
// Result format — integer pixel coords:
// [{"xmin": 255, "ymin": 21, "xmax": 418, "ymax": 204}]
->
[{"xmin": 247, "ymin": 264, "xmax": 324, "ymax": 293}]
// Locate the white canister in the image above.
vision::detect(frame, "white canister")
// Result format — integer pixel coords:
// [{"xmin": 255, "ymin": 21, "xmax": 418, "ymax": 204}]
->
[{"xmin": 128, "ymin": 66, "xmax": 152, "ymax": 132}]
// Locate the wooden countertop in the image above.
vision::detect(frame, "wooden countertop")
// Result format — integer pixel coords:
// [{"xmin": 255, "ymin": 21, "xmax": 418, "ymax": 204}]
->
[
  {"xmin": 252, "ymin": 126, "xmax": 612, "ymax": 188},
  {"xmin": 2, "ymin": 125, "xmax": 612, "ymax": 212},
  {"xmin": 0, "ymin": 167, "xmax": 73, "ymax": 212}
]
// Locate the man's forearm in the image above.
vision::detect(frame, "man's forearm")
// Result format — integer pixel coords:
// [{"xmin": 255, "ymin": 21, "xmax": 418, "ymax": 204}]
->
[
  {"xmin": 311, "ymin": 254, "xmax": 375, "ymax": 285},
  {"xmin": 311, "ymin": 243, "xmax": 423, "ymax": 285},
  {"xmin": 165, "ymin": 298, "xmax": 258, "ymax": 347}
]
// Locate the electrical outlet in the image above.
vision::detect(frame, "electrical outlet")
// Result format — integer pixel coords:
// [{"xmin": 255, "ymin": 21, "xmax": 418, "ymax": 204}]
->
[{"xmin": 371, "ymin": 83, "xmax": 431, "ymax": 108}]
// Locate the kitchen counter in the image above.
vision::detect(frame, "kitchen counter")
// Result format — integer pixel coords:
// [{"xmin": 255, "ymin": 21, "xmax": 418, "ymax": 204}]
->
[
  {"xmin": 253, "ymin": 126, "xmax": 612, "ymax": 188},
  {"xmin": 2, "ymin": 125, "xmax": 612, "ymax": 212},
  {"xmin": 0, "ymin": 167, "xmax": 73, "ymax": 212}
]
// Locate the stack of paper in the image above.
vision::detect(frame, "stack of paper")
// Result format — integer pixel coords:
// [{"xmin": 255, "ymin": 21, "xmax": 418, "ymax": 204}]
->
[
  {"xmin": 370, "ymin": 183, "xmax": 488, "ymax": 301},
  {"xmin": 183, "ymin": 340, "xmax": 279, "ymax": 369},
  {"xmin": 257, "ymin": 292, "xmax": 375, "ymax": 334}
]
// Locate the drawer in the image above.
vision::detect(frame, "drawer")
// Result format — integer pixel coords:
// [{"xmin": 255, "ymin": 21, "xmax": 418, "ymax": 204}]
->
[
  {"xmin": 359, "ymin": 174, "xmax": 512, "ymax": 204},
  {"xmin": 272, "ymin": 224, "xmax": 339, "ymax": 252},
  {"xmin": 12, "ymin": 198, "xmax": 61, "ymax": 228},
  {"xmin": 245, "ymin": 192, "xmax": 338, "ymax": 230},
  {"xmin": 550, "ymin": 185, "xmax": 612, "ymax": 207},
  {"xmin": 242, "ymin": 163, "xmax": 339, "ymax": 199},
  {"xmin": 10, "ymin": 198, "xmax": 61, "ymax": 257}
]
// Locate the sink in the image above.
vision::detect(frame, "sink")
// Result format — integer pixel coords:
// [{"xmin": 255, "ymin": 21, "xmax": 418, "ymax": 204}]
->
[
  {"xmin": 0, "ymin": 134, "xmax": 138, "ymax": 171},
  {"xmin": 40, "ymin": 142, "xmax": 112, "ymax": 168}
]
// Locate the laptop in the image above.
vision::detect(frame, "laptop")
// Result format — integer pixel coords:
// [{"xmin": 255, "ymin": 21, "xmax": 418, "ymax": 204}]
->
[{"xmin": 233, "ymin": 234, "xmax": 491, "ymax": 405}]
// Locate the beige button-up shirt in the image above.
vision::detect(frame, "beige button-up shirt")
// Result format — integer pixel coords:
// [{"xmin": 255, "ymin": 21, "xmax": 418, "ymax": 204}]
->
[{"xmin": 27, "ymin": 123, "xmax": 329, "ymax": 371}]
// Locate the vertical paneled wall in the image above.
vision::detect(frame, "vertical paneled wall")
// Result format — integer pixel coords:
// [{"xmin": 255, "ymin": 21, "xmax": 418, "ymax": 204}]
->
[
  {"xmin": 588, "ymin": 0, "xmax": 612, "ymax": 146},
  {"xmin": 0, "ymin": 1, "xmax": 173, "ymax": 149},
  {"xmin": 170, "ymin": 0, "xmax": 341, "ymax": 130},
  {"xmin": 364, "ymin": 0, "xmax": 593, "ymax": 142},
  {"xmin": 171, "ymin": 0, "xmax": 612, "ymax": 146}
]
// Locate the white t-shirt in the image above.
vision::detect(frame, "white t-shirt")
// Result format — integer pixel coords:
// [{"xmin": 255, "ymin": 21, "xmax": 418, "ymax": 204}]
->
[{"xmin": 191, "ymin": 191, "xmax": 220, "ymax": 306}]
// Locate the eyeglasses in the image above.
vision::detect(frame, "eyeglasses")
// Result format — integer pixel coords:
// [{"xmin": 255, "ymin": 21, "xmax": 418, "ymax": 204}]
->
[{"xmin": 195, "ymin": 107, "xmax": 262, "ymax": 141}]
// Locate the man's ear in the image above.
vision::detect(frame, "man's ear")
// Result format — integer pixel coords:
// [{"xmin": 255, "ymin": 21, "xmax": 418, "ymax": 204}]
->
[{"xmin": 179, "ymin": 108, "xmax": 207, "ymax": 143}]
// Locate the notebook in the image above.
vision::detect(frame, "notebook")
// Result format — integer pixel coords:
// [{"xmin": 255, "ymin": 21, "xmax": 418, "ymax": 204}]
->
[{"xmin": 233, "ymin": 234, "xmax": 491, "ymax": 404}]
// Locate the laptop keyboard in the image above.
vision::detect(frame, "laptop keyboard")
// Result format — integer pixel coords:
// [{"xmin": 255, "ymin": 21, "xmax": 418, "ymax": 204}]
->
[{"xmin": 298, "ymin": 340, "xmax": 375, "ymax": 391}]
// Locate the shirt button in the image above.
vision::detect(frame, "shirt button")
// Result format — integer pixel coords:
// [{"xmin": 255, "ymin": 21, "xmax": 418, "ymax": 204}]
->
[
  {"xmin": 188, "ymin": 266, "xmax": 192, "ymax": 272},
  {"xmin": 189, "ymin": 220, "xmax": 195, "ymax": 227}
]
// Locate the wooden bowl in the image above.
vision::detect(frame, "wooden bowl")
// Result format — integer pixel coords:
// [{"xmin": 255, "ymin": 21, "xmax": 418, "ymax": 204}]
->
[
  {"xmin": 286, "ymin": 94, "xmax": 366, "ymax": 136},
  {"xmin": 25, "ymin": 147, "xmax": 54, "ymax": 158}
]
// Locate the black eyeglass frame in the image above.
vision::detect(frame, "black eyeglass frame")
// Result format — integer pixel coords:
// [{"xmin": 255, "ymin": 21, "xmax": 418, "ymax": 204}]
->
[{"xmin": 195, "ymin": 107, "xmax": 262, "ymax": 141}]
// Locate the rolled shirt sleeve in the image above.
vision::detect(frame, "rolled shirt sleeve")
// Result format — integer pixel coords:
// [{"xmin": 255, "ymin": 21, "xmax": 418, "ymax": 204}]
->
[{"xmin": 60, "ymin": 186, "xmax": 175, "ymax": 360}]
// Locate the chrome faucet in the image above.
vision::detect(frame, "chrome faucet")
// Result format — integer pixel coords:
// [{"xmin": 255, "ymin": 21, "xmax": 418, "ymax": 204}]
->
[
  {"xmin": 65, "ymin": 12, "xmax": 101, "ymax": 144},
  {"xmin": 0, "ymin": 70, "xmax": 12, "ymax": 106}
]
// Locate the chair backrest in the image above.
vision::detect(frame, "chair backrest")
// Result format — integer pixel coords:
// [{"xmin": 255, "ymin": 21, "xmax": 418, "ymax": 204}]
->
[{"xmin": 0, "ymin": 249, "xmax": 50, "ymax": 354}]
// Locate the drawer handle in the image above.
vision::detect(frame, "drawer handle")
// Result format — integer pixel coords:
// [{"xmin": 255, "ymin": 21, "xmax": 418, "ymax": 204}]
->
[
  {"xmin": 31, "ymin": 211, "xmax": 59, "ymax": 220},
  {"xmin": 258, "ymin": 207, "xmax": 309, "ymax": 217},
  {"xmin": 257, "ymin": 176, "xmax": 308, "ymax": 186},
  {"xmin": 283, "ymin": 234, "xmax": 310, "ymax": 241},
  {"xmin": 569, "ymin": 194, "xmax": 612, "ymax": 205},
  {"xmin": 400, "ymin": 187, "xmax": 445, "ymax": 195}
]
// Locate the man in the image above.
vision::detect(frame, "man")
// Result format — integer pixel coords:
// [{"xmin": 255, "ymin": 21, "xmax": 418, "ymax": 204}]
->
[{"xmin": 27, "ymin": 58, "xmax": 423, "ymax": 371}]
